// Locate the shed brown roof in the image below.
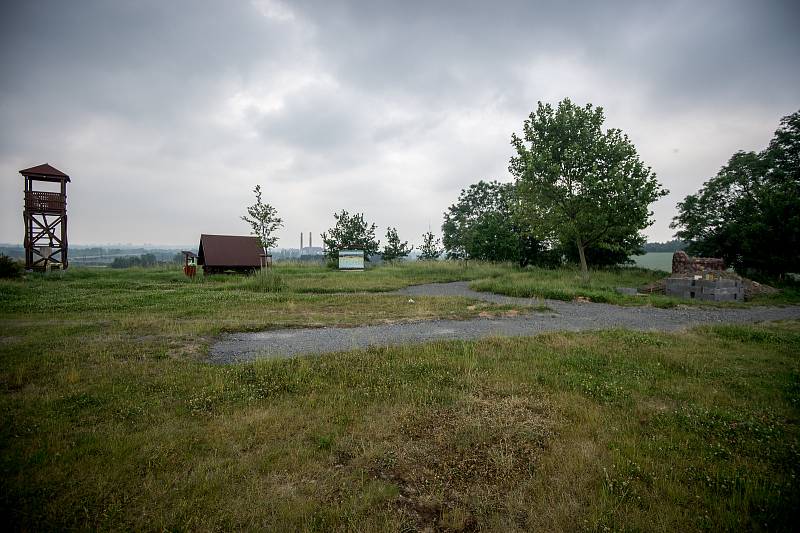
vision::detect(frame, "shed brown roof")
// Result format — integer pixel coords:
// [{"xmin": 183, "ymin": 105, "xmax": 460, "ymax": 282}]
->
[
  {"xmin": 19, "ymin": 163, "xmax": 71, "ymax": 182},
  {"xmin": 198, "ymin": 234, "xmax": 263, "ymax": 268}
]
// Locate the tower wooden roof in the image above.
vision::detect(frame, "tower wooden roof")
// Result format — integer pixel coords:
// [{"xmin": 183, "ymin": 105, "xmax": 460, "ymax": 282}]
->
[{"xmin": 19, "ymin": 163, "xmax": 70, "ymax": 182}]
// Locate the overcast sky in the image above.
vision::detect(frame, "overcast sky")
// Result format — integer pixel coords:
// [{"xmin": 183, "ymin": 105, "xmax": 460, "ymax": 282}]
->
[{"xmin": 1, "ymin": 0, "xmax": 798, "ymax": 248}]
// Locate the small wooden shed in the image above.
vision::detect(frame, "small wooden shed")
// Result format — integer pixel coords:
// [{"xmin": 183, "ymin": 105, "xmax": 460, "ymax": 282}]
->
[{"xmin": 197, "ymin": 234, "xmax": 265, "ymax": 274}]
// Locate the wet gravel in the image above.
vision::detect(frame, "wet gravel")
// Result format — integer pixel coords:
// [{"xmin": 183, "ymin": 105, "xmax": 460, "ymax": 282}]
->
[{"xmin": 209, "ymin": 282, "xmax": 800, "ymax": 363}]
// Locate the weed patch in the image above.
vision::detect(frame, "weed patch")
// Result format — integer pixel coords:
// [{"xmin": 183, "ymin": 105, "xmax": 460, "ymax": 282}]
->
[{"xmin": 364, "ymin": 391, "xmax": 554, "ymax": 530}]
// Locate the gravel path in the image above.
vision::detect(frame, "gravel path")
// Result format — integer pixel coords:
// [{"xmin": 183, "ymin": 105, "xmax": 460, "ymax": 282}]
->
[{"xmin": 209, "ymin": 282, "xmax": 800, "ymax": 363}]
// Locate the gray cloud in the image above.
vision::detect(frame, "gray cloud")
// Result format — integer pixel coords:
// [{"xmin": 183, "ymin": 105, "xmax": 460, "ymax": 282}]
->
[{"xmin": 1, "ymin": 0, "xmax": 798, "ymax": 248}]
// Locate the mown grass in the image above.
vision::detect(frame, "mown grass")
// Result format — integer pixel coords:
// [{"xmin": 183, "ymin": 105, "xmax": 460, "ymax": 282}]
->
[
  {"xmin": 470, "ymin": 266, "xmax": 800, "ymax": 307},
  {"xmin": 0, "ymin": 265, "xmax": 523, "ymax": 335},
  {"xmin": 273, "ymin": 260, "xmax": 509, "ymax": 293},
  {"xmin": 1, "ymin": 264, "xmax": 799, "ymax": 530}
]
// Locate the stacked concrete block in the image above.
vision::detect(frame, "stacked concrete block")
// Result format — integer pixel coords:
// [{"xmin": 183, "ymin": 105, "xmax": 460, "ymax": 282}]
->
[
  {"xmin": 665, "ymin": 277, "xmax": 744, "ymax": 302},
  {"xmin": 665, "ymin": 277, "xmax": 695, "ymax": 299},
  {"xmin": 615, "ymin": 287, "xmax": 638, "ymax": 296}
]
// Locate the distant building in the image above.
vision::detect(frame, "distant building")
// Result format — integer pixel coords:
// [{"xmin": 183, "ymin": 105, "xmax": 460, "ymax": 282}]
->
[
  {"xmin": 300, "ymin": 246, "xmax": 324, "ymax": 259},
  {"xmin": 298, "ymin": 232, "xmax": 323, "ymax": 260}
]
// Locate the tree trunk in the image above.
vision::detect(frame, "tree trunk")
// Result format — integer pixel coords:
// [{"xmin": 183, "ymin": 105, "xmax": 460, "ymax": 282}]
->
[{"xmin": 576, "ymin": 236, "xmax": 589, "ymax": 280}]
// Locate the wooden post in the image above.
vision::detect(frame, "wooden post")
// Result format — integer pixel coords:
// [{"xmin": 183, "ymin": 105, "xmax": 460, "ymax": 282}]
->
[{"xmin": 61, "ymin": 178, "xmax": 68, "ymax": 268}]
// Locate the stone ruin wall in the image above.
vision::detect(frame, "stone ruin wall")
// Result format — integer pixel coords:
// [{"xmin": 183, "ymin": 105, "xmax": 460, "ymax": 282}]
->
[
  {"xmin": 671, "ymin": 250, "xmax": 725, "ymax": 275},
  {"xmin": 667, "ymin": 251, "xmax": 742, "ymax": 301}
]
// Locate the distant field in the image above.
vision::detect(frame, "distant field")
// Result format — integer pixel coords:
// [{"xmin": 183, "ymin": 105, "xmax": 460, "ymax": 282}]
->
[{"xmin": 633, "ymin": 251, "xmax": 673, "ymax": 272}]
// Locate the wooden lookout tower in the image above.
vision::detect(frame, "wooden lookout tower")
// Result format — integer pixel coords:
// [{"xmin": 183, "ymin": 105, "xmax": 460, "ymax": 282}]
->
[{"xmin": 19, "ymin": 163, "xmax": 70, "ymax": 271}]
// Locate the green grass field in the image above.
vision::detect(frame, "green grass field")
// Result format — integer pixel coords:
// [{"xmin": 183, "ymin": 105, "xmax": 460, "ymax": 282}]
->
[
  {"xmin": 1, "ymin": 263, "xmax": 799, "ymax": 530},
  {"xmin": 633, "ymin": 252, "xmax": 674, "ymax": 272}
]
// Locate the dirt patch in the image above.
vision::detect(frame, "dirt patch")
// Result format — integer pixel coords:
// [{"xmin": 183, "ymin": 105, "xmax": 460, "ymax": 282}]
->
[
  {"xmin": 167, "ymin": 337, "xmax": 211, "ymax": 360},
  {"xmin": 745, "ymin": 280, "xmax": 779, "ymax": 298},
  {"xmin": 472, "ymin": 304, "xmax": 522, "ymax": 318},
  {"xmin": 369, "ymin": 391, "xmax": 554, "ymax": 530}
]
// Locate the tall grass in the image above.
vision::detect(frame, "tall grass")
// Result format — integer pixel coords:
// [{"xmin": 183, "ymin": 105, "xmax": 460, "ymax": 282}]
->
[
  {"xmin": 239, "ymin": 268, "xmax": 285, "ymax": 293},
  {"xmin": 470, "ymin": 266, "xmax": 665, "ymax": 303}
]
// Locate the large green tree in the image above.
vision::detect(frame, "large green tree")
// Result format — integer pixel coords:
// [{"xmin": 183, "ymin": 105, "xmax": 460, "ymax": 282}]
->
[
  {"xmin": 510, "ymin": 99, "xmax": 667, "ymax": 275},
  {"xmin": 321, "ymin": 210, "xmax": 380, "ymax": 262},
  {"xmin": 671, "ymin": 110, "xmax": 800, "ymax": 277},
  {"xmin": 442, "ymin": 180, "xmax": 520, "ymax": 261}
]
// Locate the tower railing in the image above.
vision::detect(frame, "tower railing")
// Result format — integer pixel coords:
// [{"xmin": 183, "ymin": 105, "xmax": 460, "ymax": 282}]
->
[{"xmin": 25, "ymin": 191, "xmax": 66, "ymax": 213}]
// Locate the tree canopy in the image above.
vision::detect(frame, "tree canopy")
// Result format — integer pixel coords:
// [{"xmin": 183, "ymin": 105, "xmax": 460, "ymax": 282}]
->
[
  {"xmin": 0, "ymin": 254, "xmax": 24, "ymax": 278},
  {"xmin": 671, "ymin": 110, "xmax": 800, "ymax": 277},
  {"xmin": 642, "ymin": 240, "xmax": 686, "ymax": 253},
  {"xmin": 381, "ymin": 227, "xmax": 412, "ymax": 262},
  {"xmin": 510, "ymin": 98, "xmax": 667, "ymax": 274},
  {"xmin": 442, "ymin": 180, "xmax": 520, "ymax": 262},
  {"xmin": 241, "ymin": 185, "xmax": 283, "ymax": 252},
  {"xmin": 321, "ymin": 210, "xmax": 380, "ymax": 261},
  {"xmin": 110, "ymin": 253, "xmax": 158, "ymax": 269},
  {"xmin": 418, "ymin": 231, "xmax": 442, "ymax": 261}
]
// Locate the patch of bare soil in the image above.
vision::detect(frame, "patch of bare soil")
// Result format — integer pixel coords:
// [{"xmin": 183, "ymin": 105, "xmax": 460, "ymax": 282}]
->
[
  {"xmin": 370, "ymin": 391, "xmax": 554, "ymax": 531},
  {"xmin": 743, "ymin": 279, "xmax": 779, "ymax": 298},
  {"xmin": 474, "ymin": 307, "xmax": 522, "ymax": 319},
  {"xmin": 166, "ymin": 337, "xmax": 210, "ymax": 360}
]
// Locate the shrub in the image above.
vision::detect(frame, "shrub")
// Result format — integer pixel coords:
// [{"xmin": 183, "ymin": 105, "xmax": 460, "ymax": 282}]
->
[{"xmin": 0, "ymin": 254, "xmax": 23, "ymax": 278}]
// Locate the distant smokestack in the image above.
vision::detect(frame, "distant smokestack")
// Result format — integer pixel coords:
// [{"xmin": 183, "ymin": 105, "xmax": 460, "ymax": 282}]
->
[
  {"xmin": 309, "ymin": 232, "xmax": 312, "ymax": 248},
  {"xmin": 300, "ymin": 232, "xmax": 303, "ymax": 251}
]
